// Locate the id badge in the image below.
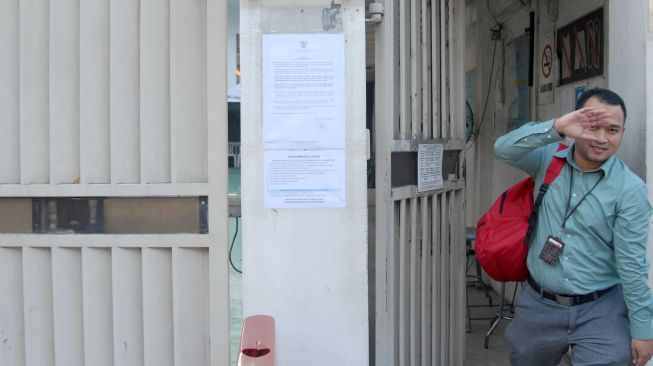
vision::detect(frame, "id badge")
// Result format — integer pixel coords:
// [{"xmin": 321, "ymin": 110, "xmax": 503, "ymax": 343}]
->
[{"xmin": 539, "ymin": 235, "xmax": 565, "ymax": 266}]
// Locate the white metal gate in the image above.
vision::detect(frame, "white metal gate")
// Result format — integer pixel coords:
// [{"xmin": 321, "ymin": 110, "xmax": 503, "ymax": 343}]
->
[
  {"xmin": 374, "ymin": 0, "xmax": 466, "ymax": 365},
  {"xmin": 0, "ymin": 1, "xmax": 229, "ymax": 365}
]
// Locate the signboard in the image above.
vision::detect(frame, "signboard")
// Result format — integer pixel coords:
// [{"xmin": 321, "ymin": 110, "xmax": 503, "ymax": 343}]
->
[
  {"xmin": 264, "ymin": 150, "xmax": 346, "ymax": 208},
  {"xmin": 538, "ymin": 32, "xmax": 555, "ymax": 104},
  {"xmin": 417, "ymin": 144, "xmax": 443, "ymax": 193},
  {"xmin": 262, "ymin": 33, "xmax": 346, "ymax": 149},
  {"xmin": 261, "ymin": 33, "xmax": 348, "ymax": 208},
  {"xmin": 557, "ymin": 8, "xmax": 603, "ymax": 85}
]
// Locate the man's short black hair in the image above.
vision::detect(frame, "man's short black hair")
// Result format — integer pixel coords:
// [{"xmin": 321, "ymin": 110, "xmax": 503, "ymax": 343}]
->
[{"xmin": 576, "ymin": 87, "xmax": 627, "ymax": 122}]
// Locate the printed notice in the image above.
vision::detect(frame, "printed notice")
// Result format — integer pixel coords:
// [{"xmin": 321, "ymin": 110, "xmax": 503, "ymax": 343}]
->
[
  {"xmin": 417, "ymin": 144, "xmax": 444, "ymax": 192},
  {"xmin": 264, "ymin": 150, "xmax": 346, "ymax": 208},
  {"xmin": 262, "ymin": 33, "xmax": 346, "ymax": 149}
]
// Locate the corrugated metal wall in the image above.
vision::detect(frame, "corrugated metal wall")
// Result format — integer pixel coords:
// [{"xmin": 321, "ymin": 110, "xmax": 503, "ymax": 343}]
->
[
  {"xmin": 0, "ymin": 0, "xmax": 208, "ymax": 186},
  {"xmin": 0, "ymin": 0, "xmax": 229, "ymax": 365}
]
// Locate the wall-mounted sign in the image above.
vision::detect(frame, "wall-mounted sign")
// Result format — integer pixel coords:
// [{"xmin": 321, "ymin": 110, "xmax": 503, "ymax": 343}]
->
[
  {"xmin": 538, "ymin": 32, "xmax": 555, "ymax": 105},
  {"xmin": 557, "ymin": 8, "xmax": 603, "ymax": 85},
  {"xmin": 264, "ymin": 150, "xmax": 346, "ymax": 208},
  {"xmin": 417, "ymin": 144, "xmax": 443, "ymax": 193},
  {"xmin": 262, "ymin": 33, "xmax": 346, "ymax": 150}
]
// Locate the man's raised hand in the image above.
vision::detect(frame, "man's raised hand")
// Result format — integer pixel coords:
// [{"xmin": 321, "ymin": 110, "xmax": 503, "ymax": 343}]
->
[{"xmin": 553, "ymin": 107, "xmax": 611, "ymax": 141}]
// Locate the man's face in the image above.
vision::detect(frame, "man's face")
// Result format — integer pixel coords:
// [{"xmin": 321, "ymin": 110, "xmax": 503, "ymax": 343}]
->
[{"xmin": 573, "ymin": 96, "xmax": 625, "ymax": 170}]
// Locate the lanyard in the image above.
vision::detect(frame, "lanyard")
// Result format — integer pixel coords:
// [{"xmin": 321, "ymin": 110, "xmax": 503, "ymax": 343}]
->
[{"xmin": 559, "ymin": 165, "xmax": 604, "ymax": 235}]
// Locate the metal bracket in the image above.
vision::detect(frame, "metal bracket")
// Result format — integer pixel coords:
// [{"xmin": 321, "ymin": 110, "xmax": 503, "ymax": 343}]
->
[{"xmin": 366, "ymin": 2, "xmax": 384, "ymax": 24}]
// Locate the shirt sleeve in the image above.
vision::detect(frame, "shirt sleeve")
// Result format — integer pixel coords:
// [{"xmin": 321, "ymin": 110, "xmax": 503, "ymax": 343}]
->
[
  {"xmin": 614, "ymin": 182, "xmax": 653, "ymax": 340},
  {"xmin": 493, "ymin": 119, "xmax": 564, "ymax": 177}
]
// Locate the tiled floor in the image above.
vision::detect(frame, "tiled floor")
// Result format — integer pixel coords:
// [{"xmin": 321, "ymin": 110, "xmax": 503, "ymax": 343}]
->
[
  {"xmin": 464, "ymin": 283, "xmax": 513, "ymax": 366},
  {"xmin": 464, "ymin": 280, "xmax": 571, "ymax": 366}
]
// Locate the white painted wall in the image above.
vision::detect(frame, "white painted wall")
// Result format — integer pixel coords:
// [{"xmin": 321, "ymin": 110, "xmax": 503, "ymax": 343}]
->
[
  {"xmin": 240, "ymin": 1, "xmax": 368, "ymax": 365},
  {"xmin": 607, "ymin": 0, "xmax": 648, "ymax": 178}
]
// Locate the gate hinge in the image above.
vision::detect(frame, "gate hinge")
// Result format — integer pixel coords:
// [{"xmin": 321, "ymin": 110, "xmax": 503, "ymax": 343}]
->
[{"xmin": 365, "ymin": 2, "xmax": 384, "ymax": 24}]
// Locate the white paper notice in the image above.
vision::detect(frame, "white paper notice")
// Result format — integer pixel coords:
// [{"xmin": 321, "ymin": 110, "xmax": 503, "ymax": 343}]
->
[
  {"xmin": 263, "ymin": 34, "xmax": 346, "ymax": 149},
  {"xmin": 417, "ymin": 144, "xmax": 444, "ymax": 192},
  {"xmin": 264, "ymin": 150, "xmax": 346, "ymax": 208}
]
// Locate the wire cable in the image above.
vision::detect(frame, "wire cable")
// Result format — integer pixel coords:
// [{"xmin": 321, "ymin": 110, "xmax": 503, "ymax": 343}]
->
[
  {"xmin": 229, "ymin": 216, "xmax": 242, "ymax": 274},
  {"xmin": 486, "ymin": 0, "xmax": 501, "ymax": 28},
  {"xmin": 466, "ymin": 37, "xmax": 499, "ymax": 149}
]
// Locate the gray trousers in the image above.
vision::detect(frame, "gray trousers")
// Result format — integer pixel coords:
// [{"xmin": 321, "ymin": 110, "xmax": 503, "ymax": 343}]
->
[{"xmin": 505, "ymin": 282, "xmax": 631, "ymax": 366}]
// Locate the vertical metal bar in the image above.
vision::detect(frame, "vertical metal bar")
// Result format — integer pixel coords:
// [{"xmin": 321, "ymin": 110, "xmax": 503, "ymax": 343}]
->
[
  {"xmin": 172, "ymin": 248, "xmax": 210, "ymax": 365},
  {"xmin": 398, "ymin": 199, "xmax": 409, "ymax": 366},
  {"xmin": 431, "ymin": 193, "xmax": 441, "ymax": 365},
  {"xmin": 23, "ymin": 247, "xmax": 55, "ymax": 365},
  {"xmin": 109, "ymin": 0, "xmax": 141, "ymax": 184},
  {"xmin": 142, "ymin": 248, "xmax": 174, "ymax": 366},
  {"xmin": 170, "ymin": 0, "xmax": 208, "ymax": 184},
  {"xmin": 140, "ymin": 0, "xmax": 172, "ymax": 184},
  {"xmin": 80, "ymin": 0, "xmax": 110, "ymax": 184},
  {"xmin": 82, "ymin": 248, "xmax": 114, "ymax": 366},
  {"xmin": 431, "ymin": 0, "xmax": 441, "ymax": 139},
  {"xmin": 440, "ymin": 191, "xmax": 449, "ymax": 366},
  {"xmin": 409, "ymin": 197, "xmax": 419, "ymax": 365},
  {"xmin": 448, "ymin": 0, "xmax": 459, "ymax": 140},
  {"xmin": 0, "ymin": 0, "xmax": 20, "ymax": 184},
  {"xmin": 453, "ymin": 189, "xmax": 466, "ymax": 365},
  {"xmin": 207, "ymin": 0, "xmax": 230, "ymax": 363},
  {"xmin": 0, "ymin": 248, "xmax": 25, "ymax": 365},
  {"xmin": 420, "ymin": 196, "xmax": 431, "ymax": 366},
  {"xmin": 111, "ymin": 247, "xmax": 144, "ymax": 366},
  {"xmin": 375, "ymin": 0, "xmax": 399, "ymax": 363},
  {"xmin": 52, "ymin": 248, "xmax": 84, "ymax": 366},
  {"xmin": 399, "ymin": 0, "xmax": 411, "ymax": 139},
  {"xmin": 410, "ymin": 0, "xmax": 421, "ymax": 139},
  {"xmin": 422, "ymin": 0, "xmax": 432, "ymax": 140},
  {"xmin": 49, "ymin": 0, "xmax": 80, "ymax": 185},
  {"xmin": 440, "ymin": 0, "xmax": 449, "ymax": 139},
  {"xmin": 393, "ymin": 201, "xmax": 402, "ymax": 365},
  {"xmin": 19, "ymin": 0, "xmax": 50, "ymax": 184},
  {"xmin": 451, "ymin": 0, "xmax": 466, "ymax": 141}
]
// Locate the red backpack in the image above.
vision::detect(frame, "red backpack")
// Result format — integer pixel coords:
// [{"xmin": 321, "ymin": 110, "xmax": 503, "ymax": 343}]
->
[{"xmin": 475, "ymin": 144, "xmax": 567, "ymax": 282}]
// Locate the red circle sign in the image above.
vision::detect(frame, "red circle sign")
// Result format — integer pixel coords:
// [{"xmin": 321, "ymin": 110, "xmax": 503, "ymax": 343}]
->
[{"xmin": 542, "ymin": 44, "xmax": 553, "ymax": 78}]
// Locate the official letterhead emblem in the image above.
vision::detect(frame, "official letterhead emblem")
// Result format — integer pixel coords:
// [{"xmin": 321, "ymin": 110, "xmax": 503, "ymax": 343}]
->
[{"xmin": 300, "ymin": 40, "xmax": 308, "ymax": 48}]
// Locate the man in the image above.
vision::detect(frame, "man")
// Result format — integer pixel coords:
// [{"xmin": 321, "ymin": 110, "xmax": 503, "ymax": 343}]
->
[{"xmin": 495, "ymin": 88, "xmax": 653, "ymax": 366}]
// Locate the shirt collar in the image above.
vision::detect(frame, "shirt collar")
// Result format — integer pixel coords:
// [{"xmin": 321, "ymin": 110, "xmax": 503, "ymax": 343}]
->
[{"xmin": 553, "ymin": 143, "xmax": 615, "ymax": 174}]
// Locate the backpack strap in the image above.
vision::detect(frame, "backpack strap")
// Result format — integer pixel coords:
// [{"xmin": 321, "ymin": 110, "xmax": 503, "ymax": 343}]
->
[
  {"xmin": 524, "ymin": 143, "xmax": 568, "ymax": 245},
  {"xmin": 543, "ymin": 143, "xmax": 568, "ymax": 185}
]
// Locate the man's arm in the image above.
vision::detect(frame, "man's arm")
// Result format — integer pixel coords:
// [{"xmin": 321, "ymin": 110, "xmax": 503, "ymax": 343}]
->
[
  {"xmin": 613, "ymin": 182, "xmax": 653, "ymax": 365},
  {"xmin": 493, "ymin": 119, "xmax": 562, "ymax": 177},
  {"xmin": 614, "ymin": 183, "xmax": 653, "ymax": 339},
  {"xmin": 494, "ymin": 107, "xmax": 612, "ymax": 175}
]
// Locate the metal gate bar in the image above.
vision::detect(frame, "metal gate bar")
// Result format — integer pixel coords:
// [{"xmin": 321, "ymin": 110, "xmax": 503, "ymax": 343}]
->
[{"xmin": 375, "ymin": 0, "xmax": 466, "ymax": 365}]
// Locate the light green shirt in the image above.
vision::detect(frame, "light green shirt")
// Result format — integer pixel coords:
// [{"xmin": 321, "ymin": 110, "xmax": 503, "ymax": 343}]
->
[{"xmin": 494, "ymin": 119, "xmax": 653, "ymax": 339}]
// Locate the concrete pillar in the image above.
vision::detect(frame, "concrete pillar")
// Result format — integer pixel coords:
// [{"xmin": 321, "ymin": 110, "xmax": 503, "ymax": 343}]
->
[{"xmin": 240, "ymin": 1, "xmax": 368, "ymax": 365}]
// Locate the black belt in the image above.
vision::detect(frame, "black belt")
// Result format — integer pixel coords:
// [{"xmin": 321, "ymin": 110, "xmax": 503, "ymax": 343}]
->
[{"xmin": 527, "ymin": 276, "xmax": 615, "ymax": 306}]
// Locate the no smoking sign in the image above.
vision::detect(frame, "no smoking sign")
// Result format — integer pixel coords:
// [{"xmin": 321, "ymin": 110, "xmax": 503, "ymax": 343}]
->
[
  {"xmin": 538, "ymin": 32, "xmax": 555, "ymax": 104},
  {"xmin": 542, "ymin": 44, "xmax": 553, "ymax": 78}
]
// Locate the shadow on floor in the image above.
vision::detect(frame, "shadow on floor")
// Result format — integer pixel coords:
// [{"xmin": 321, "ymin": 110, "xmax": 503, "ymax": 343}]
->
[{"xmin": 464, "ymin": 283, "xmax": 512, "ymax": 366}]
